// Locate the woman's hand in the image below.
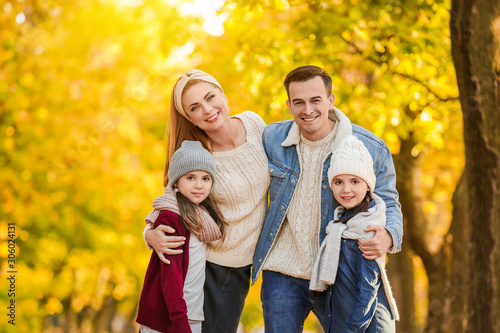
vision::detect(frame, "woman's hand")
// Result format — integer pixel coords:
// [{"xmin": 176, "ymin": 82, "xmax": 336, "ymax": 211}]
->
[{"xmin": 145, "ymin": 225, "xmax": 186, "ymax": 264}]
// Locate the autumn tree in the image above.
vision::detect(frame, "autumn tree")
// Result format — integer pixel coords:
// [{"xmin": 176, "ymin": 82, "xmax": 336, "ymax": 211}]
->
[
  {"xmin": 0, "ymin": 0, "xmax": 472, "ymax": 332},
  {"xmin": 217, "ymin": 1, "xmax": 462, "ymax": 331},
  {"xmin": 450, "ymin": 0, "xmax": 500, "ymax": 331},
  {"xmin": 1, "ymin": 1, "xmax": 211, "ymax": 331}
]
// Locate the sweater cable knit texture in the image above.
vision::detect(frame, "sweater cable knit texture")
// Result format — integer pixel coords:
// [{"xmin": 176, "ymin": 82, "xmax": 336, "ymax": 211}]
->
[
  {"xmin": 207, "ymin": 111, "xmax": 270, "ymax": 267},
  {"xmin": 263, "ymin": 126, "xmax": 338, "ymax": 279}
]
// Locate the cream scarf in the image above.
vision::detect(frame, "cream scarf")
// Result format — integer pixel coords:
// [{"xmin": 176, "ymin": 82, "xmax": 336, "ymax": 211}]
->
[{"xmin": 145, "ymin": 186, "xmax": 222, "ymax": 242}]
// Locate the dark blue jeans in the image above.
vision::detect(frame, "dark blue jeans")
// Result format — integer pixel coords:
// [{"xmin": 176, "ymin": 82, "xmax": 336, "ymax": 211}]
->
[
  {"xmin": 261, "ymin": 270, "xmax": 328, "ymax": 333},
  {"xmin": 202, "ymin": 262, "xmax": 251, "ymax": 333},
  {"xmin": 326, "ymin": 239, "xmax": 395, "ymax": 333}
]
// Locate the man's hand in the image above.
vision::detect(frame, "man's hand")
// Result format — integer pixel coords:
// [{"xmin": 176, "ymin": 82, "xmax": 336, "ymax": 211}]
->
[
  {"xmin": 145, "ymin": 225, "xmax": 186, "ymax": 264},
  {"xmin": 358, "ymin": 225, "xmax": 393, "ymax": 260}
]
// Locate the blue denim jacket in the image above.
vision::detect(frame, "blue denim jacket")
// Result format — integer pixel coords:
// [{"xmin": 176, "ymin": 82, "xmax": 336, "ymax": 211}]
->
[{"xmin": 251, "ymin": 112, "xmax": 403, "ymax": 284}]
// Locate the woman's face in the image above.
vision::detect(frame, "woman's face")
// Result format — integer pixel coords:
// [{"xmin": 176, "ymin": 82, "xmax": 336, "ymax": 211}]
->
[{"xmin": 182, "ymin": 82, "xmax": 230, "ymax": 132}]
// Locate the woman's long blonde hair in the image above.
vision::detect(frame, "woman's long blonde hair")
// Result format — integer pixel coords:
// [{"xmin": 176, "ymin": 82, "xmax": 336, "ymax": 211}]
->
[
  {"xmin": 163, "ymin": 78, "xmax": 222, "ymax": 187},
  {"xmin": 164, "ymin": 77, "xmax": 227, "ymax": 236}
]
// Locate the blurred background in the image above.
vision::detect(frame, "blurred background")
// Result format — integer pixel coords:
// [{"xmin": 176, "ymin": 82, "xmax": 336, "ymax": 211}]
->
[{"xmin": 0, "ymin": 0, "xmax": 480, "ymax": 332}]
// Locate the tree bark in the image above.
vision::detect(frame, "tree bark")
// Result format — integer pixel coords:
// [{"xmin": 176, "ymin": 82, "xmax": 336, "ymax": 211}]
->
[
  {"xmin": 394, "ymin": 134, "xmax": 448, "ymax": 333},
  {"xmin": 450, "ymin": 0, "xmax": 500, "ymax": 331},
  {"xmin": 93, "ymin": 294, "xmax": 117, "ymax": 333},
  {"xmin": 391, "ymin": 145, "xmax": 418, "ymax": 333},
  {"xmin": 441, "ymin": 173, "xmax": 469, "ymax": 332},
  {"xmin": 387, "ymin": 244, "xmax": 416, "ymax": 333}
]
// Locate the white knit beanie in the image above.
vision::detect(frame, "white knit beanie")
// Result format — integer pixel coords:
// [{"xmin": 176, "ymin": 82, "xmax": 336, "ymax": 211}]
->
[
  {"xmin": 328, "ymin": 135, "xmax": 376, "ymax": 192},
  {"xmin": 168, "ymin": 140, "xmax": 217, "ymax": 187}
]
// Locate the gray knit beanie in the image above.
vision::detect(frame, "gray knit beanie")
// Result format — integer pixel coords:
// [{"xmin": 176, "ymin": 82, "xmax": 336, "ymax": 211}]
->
[
  {"xmin": 168, "ymin": 141, "xmax": 217, "ymax": 187},
  {"xmin": 328, "ymin": 135, "xmax": 376, "ymax": 192}
]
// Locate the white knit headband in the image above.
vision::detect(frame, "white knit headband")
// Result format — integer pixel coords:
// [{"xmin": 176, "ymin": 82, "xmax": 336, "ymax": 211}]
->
[{"xmin": 173, "ymin": 69, "xmax": 224, "ymax": 119}]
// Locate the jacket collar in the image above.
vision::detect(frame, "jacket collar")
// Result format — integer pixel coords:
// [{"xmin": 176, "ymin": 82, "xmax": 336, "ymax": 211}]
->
[{"xmin": 281, "ymin": 107, "xmax": 353, "ymax": 147}]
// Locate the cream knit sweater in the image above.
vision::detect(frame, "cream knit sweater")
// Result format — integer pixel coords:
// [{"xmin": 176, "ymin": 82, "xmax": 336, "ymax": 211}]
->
[
  {"xmin": 145, "ymin": 111, "xmax": 269, "ymax": 268},
  {"xmin": 207, "ymin": 111, "xmax": 270, "ymax": 267},
  {"xmin": 263, "ymin": 126, "xmax": 338, "ymax": 279}
]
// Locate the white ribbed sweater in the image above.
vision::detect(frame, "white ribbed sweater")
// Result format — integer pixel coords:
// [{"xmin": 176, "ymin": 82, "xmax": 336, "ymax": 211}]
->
[
  {"xmin": 263, "ymin": 127, "xmax": 338, "ymax": 279},
  {"xmin": 207, "ymin": 111, "xmax": 270, "ymax": 267}
]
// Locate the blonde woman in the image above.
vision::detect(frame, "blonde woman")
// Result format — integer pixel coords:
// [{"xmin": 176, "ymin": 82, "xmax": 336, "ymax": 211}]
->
[{"xmin": 143, "ymin": 69, "xmax": 270, "ymax": 333}]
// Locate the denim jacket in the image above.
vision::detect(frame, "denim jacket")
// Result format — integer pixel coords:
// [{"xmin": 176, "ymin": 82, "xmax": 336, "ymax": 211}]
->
[{"xmin": 251, "ymin": 108, "xmax": 403, "ymax": 284}]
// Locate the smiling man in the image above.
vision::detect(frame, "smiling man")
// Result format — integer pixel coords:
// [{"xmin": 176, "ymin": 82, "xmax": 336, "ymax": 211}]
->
[{"xmin": 252, "ymin": 65, "xmax": 403, "ymax": 332}]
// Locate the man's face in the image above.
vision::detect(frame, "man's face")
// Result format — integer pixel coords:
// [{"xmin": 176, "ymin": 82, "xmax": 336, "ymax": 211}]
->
[{"xmin": 286, "ymin": 76, "xmax": 335, "ymax": 141}]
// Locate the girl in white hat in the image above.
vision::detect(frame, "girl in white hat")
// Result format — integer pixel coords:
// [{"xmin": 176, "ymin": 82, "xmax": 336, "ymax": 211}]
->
[{"xmin": 310, "ymin": 135, "xmax": 399, "ymax": 332}]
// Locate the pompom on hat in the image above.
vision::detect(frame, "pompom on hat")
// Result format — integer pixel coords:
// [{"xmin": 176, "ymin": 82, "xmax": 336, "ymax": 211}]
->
[
  {"xmin": 328, "ymin": 135, "xmax": 376, "ymax": 192},
  {"xmin": 168, "ymin": 140, "xmax": 217, "ymax": 187}
]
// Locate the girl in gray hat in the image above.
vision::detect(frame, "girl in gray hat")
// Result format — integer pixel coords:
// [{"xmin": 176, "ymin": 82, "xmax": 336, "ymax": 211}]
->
[
  {"xmin": 137, "ymin": 141, "xmax": 226, "ymax": 333},
  {"xmin": 142, "ymin": 70, "xmax": 270, "ymax": 332}
]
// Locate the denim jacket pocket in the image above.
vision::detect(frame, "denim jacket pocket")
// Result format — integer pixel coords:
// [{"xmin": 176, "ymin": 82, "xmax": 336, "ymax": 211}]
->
[{"xmin": 268, "ymin": 160, "xmax": 287, "ymax": 199}]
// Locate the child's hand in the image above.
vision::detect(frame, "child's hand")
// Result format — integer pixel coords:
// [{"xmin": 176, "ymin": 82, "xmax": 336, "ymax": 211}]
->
[
  {"xmin": 146, "ymin": 225, "xmax": 186, "ymax": 264},
  {"xmin": 358, "ymin": 225, "xmax": 393, "ymax": 260}
]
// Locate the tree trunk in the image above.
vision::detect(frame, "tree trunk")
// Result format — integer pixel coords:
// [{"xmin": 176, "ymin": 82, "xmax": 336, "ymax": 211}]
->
[
  {"xmin": 441, "ymin": 173, "xmax": 469, "ymax": 332},
  {"xmin": 394, "ymin": 135, "xmax": 448, "ymax": 333},
  {"xmin": 386, "ymin": 244, "xmax": 416, "ymax": 333},
  {"xmin": 392, "ymin": 147, "xmax": 418, "ymax": 333},
  {"xmin": 93, "ymin": 294, "xmax": 117, "ymax": 333},
  {"xmin": 63, "ymin": 296, "xmax": 75, "ymax": 333},
  {"xmin": 450, "ymin": 0, "xmax": 500, "ymax": 331}
]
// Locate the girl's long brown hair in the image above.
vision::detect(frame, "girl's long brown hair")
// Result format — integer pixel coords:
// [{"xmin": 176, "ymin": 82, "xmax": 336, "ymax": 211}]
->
[{"xmin": 176, "ymin": 192, "xmax": 226, "ymax": 238}]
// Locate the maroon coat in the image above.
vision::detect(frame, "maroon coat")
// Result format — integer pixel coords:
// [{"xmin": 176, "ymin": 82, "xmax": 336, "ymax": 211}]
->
[{"xmin": 136, "ymin": 210, "xmax": 191, "ymax": 333}]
